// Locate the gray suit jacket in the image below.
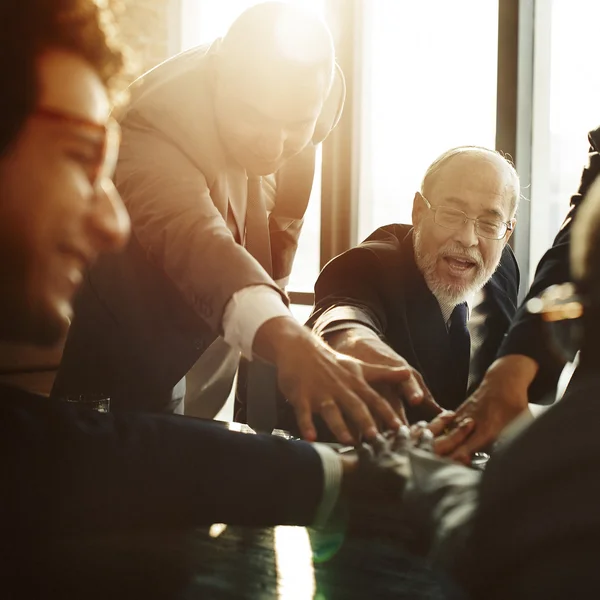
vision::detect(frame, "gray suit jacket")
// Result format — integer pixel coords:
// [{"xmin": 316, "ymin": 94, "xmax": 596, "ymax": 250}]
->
[{"xmin": 52, "ymin": 43, "xmax": 339, "ymax": 412}]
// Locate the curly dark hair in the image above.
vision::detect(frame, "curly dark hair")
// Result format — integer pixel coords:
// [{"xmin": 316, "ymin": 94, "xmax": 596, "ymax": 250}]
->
[{"xmin": 0, "ymin": 0, "xmax": 129, "ymax": 156}]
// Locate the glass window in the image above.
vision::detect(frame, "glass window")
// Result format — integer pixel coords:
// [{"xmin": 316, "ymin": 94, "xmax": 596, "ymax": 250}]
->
[
  {"xmin": 356, "ymin": 0, "xmax": 499, "ymax": 241},
  {"xmin": 529, "ymin": 0, "xmax": 600, "ymax": 281},
  {"xmin": 179, "ymin": 0, "xmax": 326, "ymax": 293}
]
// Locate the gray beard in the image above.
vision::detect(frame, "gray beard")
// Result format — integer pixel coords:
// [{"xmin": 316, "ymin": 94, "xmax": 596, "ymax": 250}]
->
[{"xmin": 413, "ymin": 227, "xmax": 496, "ymax": 306}]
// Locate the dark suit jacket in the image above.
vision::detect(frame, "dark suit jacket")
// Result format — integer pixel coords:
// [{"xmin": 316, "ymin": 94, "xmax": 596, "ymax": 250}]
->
[
  {"xmin": 497, "ymin": 126, "xmax": 600, "ymax": 402},
  {"xmin": 308, "ymin": 224, "xmax": 519, "ymax": 418},
  {"xmin": 405, "ymin": 364, "xmax": 600, "ymax": 599},
  {"xmin": 0, "ymin": 383, "xmax": 323, "ymax": 544},
  {"xmin": 51, "ymin": 43, "xmax": 330, "ymax": 413}
]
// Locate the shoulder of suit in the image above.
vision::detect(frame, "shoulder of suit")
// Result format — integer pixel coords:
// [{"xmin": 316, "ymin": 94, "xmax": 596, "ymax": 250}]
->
[{"xmin": 357, "ymin": 223, "xmax": 412, "ymax": 253}]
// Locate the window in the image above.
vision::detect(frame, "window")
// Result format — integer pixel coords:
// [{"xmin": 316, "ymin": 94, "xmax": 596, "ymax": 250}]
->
[
  {"xmin": 529, "ymin": 0, "xmax": 600, "ymax": 281},
  {"xmin": 356, "ymin": 0, "xmax": 499, "ymax": 241}
]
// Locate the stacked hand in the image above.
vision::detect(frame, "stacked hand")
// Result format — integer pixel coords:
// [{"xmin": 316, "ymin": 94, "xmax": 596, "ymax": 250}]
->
[
  {"xmin": 254, "ymin": 317, "xmax": 431, "ymax": 444},
  {"xmin": 429, "ymin": 355, "xmax": 536, "ymax": 463}
]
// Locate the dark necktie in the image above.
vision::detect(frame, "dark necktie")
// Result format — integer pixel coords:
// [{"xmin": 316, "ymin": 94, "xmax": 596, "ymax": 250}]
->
[
  {"xmin": 448, "ymin": 302, "xmax": 471, "ymax": 407},
  {"xmin": 239, "ymin": 175, "xmax": 277, "ymax": 433}
]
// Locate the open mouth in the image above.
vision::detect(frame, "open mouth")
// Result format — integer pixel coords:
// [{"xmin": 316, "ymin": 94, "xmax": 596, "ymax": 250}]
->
[{"xmin": 442, "ymin": 255, "xmax": 478, "ymax": 276}]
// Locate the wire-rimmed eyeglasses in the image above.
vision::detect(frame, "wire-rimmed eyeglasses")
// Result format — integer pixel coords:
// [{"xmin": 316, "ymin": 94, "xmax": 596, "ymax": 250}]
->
[{"xmin": 419, "ymin": 192, "xmax": 513, "ymax": 240}]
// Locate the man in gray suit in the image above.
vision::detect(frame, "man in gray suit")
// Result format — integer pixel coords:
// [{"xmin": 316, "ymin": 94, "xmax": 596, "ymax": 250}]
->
[{"xmin": 53, "ymin": 2, "xmax": 426, "ymax": 445}]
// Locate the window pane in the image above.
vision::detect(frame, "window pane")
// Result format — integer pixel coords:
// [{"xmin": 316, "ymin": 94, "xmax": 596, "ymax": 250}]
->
[
  {"xmin": 179, "ymin": 0, "xmax": 325, "ymax": 292},
  {"xmin": 357, "ymin": 0, "xmax": 498, "ymax": 241},
  {"xmin": 529, "ymin": 0, "xmax": 600, "ymax": 281}
]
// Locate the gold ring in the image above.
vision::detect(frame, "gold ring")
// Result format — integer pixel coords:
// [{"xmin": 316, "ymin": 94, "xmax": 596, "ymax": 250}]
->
[{"xmin": 320, "ymin": 398, "xmax": 336, "ymax": 410}]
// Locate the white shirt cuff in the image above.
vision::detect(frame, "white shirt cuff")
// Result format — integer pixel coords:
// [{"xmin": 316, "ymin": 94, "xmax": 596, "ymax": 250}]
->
[
  {"xmin": 275, "ymin": 276, "xmax": 289, "ymax": 289},
  {"xmin": 310, "ymin": 443, "xmax": 343, "ymax": 527},
  {"xmin": 222, "ymin": 285, "xmax": 291, "ymax": 360}
]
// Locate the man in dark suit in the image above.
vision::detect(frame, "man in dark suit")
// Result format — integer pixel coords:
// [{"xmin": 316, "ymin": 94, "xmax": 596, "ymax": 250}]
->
[
  {"xmin": 51, "ymin": 1, "xmax": 410, "ymax": 445},
  {"xmin": 400, "ymin": 172, "xmax": 600, "ymax": 599},
  {"xmin": 439, "ymin": 126, "xmax": 600, "ymax": 461},
  {"xmin": 306, "ymin": 147, "xmax": 520, "ymax": 424},
  {"xmin": 0, "ymin": 0, "xmax": 419, "ymax": 549}
]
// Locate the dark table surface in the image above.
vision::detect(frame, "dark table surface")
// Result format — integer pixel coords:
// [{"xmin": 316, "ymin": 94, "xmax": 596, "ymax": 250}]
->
[{"xmin": 11, "ymin": 523, "xmax": 466, "ymax": 600}]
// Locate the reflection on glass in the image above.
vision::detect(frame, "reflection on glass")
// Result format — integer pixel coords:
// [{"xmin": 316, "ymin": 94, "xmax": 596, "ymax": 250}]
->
[{"xmin": 357, "ymin": 0, "xmax": 498, "ymax": 240}]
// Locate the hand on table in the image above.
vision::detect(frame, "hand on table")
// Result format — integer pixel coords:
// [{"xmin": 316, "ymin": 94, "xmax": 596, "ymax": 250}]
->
[
  {"xmin": 253, "ymin": 317, "xmax": 414, "ymax": 444},
  {"xmin": 326, "ymin": 329, "xmax": 443, "ymax": 425},
  {"xmin": 432, "ymin": 355, "xmax": 537, "ymax": 463}
]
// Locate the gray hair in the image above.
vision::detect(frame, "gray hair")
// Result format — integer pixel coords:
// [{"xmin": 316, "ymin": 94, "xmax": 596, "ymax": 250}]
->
[{"xmin": 420, "ymin": 145, "xmax": 521, "ymax": 217}]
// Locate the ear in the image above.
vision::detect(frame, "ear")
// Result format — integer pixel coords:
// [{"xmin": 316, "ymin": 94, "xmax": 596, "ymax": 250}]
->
[
  {"xmin": 504, "ymin": 218, "xmax": 517, "ymax": 244},
  {"xmin": 312, "ymin": 63, "xmax": 346, "ymax": 145},
  {"xmin": 412, "ymin": 192, "xmax": 425, "ymax": 226}
]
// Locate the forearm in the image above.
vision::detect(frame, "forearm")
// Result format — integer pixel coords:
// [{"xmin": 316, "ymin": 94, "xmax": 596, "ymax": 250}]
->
[{"xmin": 2, "ymin": 396, "xmax": 328, "ymax": 538}]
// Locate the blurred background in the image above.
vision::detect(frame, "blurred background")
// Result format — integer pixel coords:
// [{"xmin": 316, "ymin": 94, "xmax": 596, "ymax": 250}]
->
[{"xmin": 2, "ymin": 0, "xmax": 599, "ymax": 390}]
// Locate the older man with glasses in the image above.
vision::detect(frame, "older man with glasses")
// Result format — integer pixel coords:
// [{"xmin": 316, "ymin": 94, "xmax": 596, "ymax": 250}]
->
[{"xmin": 296, "ymin": 146, "xmax": 520, "ymax": 439}]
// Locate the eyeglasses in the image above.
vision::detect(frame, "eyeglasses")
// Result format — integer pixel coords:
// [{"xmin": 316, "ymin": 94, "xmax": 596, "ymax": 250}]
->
[
  {"xmin": 419, "ymin": 193, "xmax": 513, "ymax": 240},
  {"xmin": 32, "ymin": 107, "xmax": 121, "ymax": 188}
]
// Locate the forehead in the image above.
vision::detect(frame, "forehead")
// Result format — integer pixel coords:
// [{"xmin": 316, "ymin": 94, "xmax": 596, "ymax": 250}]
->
[
  {"xmin": 37, "ymin": 49, "xmax": 109, "ymax": 123},
  {"xmin": 429, "ymin": 153, "xmax": 513, "ymax": 217}
]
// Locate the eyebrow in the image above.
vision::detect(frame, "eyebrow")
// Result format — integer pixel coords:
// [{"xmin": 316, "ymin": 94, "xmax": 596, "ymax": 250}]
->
[{"xmin": 442, "ymin": 196, "xmax": 505, "ymax": 221}]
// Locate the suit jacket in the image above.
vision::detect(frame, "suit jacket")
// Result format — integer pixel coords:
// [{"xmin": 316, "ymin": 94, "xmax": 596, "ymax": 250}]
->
[
  {"xmin": 0, "ymin": 383, "xmax": 323, "ymax": 544},
  {"xmin": 308, "ymin": 224, "xmax": 519, "ymax": 418},
  {"xmin": 497, "ymin": 126, "xmax": 600, "ymax": 402},
  {"xmin": 51, "ymin": 44, "xmax": 321, "ymax": 413},
  {"xmin": 404, "ymin": 364, "xmax": 600, "ymax": 599}
]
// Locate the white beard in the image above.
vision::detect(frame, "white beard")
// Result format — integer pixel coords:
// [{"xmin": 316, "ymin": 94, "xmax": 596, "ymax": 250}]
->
[{"xmin": 413, "ymin": 227, "xmax": 497, "ymax": 306}]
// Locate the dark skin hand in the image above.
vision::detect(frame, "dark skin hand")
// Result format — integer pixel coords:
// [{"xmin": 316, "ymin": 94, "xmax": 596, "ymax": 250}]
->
[
  {"xmin": 432, "ymin": 355, "xmax": 536, "ymax": 463},
  {"xmin": 253, "ymin": 317, "xmax": 415, "ymax": 444},
  {"xmin": 326, "ymin": 328, "xmax": 443, "ymax": 424}
]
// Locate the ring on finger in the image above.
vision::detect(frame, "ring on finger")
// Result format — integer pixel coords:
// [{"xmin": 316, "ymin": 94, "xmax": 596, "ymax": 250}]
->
[{"xmin": 320, "ymin": 398, "xmax": 337, "ymax": 410}]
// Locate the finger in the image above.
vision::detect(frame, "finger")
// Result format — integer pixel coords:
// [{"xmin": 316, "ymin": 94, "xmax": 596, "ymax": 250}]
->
[
  {"xmin": 335, "ymin": 386, "xmax": 385, "ymax": 440},
  {"xmin": 433, "ymin": 418, "xmax": 475, "ymax": 455},
  {"xmin": 355, "ymin": 379, "xmax": 404, "ymax": 433},
  {"xmin": 319, "ymin": 399, "xmax": 354, "ymax": 445},
  {"xmin": 292, "ymin": 397, "xmax": 317, "ymax": 442},
  {"xmin": 449, "ymin": 427, "xmax": 493, "ymax": 462},
  {"xmin": 408, "ymin": 371, "xmax": 443, "ymax": 415},
  {"xmin": 374, "ymin": 383, "xmax": 408, "ymax": 426},
  {"xmin": 360, "ymin": 363, "xmax": 413, "ymax": 385},
  {"xmin": 427, "ymin": 410, "xmax": 457, "ymax": 437}
]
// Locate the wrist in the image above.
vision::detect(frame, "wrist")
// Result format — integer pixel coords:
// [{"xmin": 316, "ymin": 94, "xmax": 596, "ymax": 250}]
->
[
  {"xmin": 484, "ymin": 355, "xmax": 539, "ymax": 402},
  {"xmin": 252, "ymin": 315, "xmax": 312, "ymax": 364}
]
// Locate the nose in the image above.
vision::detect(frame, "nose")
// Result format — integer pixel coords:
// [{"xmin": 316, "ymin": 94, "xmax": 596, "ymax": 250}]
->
[
  {"xmin": 88, "ymin": 179, "xmax": 131, "ymax": 253},
  {"xmin": 255, "ymin": 129, "xmax": 286, "ymax": 162},
  {"xmin": 452, "ymin": 218, "xmax": 479, "ymax": 248}
]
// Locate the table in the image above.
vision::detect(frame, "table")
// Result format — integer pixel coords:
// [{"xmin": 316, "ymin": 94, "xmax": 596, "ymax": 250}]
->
[{"xmin": 10, "ymin": 524, "xmax": 465, "ymax": 599}]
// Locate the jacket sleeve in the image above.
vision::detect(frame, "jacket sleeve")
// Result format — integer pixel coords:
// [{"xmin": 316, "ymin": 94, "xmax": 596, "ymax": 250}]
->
[
  {"xmin": 1, "ymin": 390, "xmax": 323, "ymax": 539},
  {"xmin": 307, "ymin": 245, "xmax": 389, "ymax": 339},
  {"xmin": 115, "ymin": 125, "xmax": 285, "ymax": 335},
  {"xmin": 497, "ymin": 127, "xmax": 600, "ymax": 401}
]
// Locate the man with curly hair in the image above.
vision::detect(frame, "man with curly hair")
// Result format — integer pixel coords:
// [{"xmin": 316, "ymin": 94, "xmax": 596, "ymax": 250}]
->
[{"xmin": 0, "ymin": 0, "xmax": 416, "ymax": 555}]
